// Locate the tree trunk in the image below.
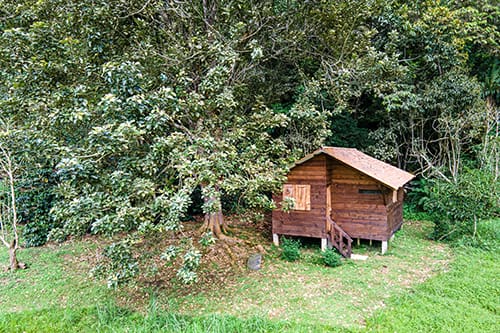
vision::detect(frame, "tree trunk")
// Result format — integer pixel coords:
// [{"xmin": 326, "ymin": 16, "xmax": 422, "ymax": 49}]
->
[
  {"xmin": 8, "ymin": 243, "xmax": 19, "ymax": 271},
  {"xmin": 199, "ymin": 185, "xmax": 231, "ymax": 240},
  {"xmin": 203, "ymin": 210, "xmax": 228, "ymax": 239}
]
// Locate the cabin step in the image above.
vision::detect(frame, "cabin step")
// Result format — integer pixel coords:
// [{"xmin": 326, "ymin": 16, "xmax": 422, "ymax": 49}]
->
[{"xmin": 327, "ymin": 216, "xmax": 353, "ymax": 258}]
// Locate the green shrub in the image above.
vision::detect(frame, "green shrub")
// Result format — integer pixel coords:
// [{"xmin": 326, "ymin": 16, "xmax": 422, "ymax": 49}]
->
[
  {"xmin": 403, "ymin": 204, "xmax": 432, "ymax": 222},
  {"xmin": 321, "ymin": 248, "xmax": 342, "ymax": 267},
  {"xmin": 91, "ymin": 239, "xmax": 139, "ymax": 289},
  {"xmin": 421, "ymin": 168, "xmax": 499, "ymax": 241},
  {"xmin": 280, "ymin": 237, "xmax": 301, "ymax": 262},
  {"xmin": 18, "ymin": 168, "xmax": 58, "ymax": 247},
  {"xmin": 454, "ymin": 218, "xmax": 500, "ymax": 251}
]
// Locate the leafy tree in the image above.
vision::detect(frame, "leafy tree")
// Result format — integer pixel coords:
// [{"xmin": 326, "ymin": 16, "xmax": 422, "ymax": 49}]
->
[
  {"xmin": 1, "ymin": 0, "xmax": 498, "ymax": 283},
  {"xmin": 0, "ymin": 0, "xmax": 327, "ymax": 283}
]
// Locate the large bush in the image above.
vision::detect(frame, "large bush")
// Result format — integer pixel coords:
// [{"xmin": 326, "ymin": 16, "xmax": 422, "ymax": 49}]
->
[{"xmin": 422, "ymin": 168, "xmax": 499, "ymax": 241}]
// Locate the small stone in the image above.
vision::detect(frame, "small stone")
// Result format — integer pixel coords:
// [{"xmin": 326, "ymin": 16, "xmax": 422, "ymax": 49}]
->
[
  {"xmin": 247, "ymin": 253, "xmax": 262, "ymax": 270},
  {"xmin": 351, "ymin": 254, "xmax": 368, "ymax": 261}
]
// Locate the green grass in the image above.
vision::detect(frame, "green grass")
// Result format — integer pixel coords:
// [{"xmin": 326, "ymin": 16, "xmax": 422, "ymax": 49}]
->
[
  {"xmin": 0, "ymin": 240, "xmax": 108, "ymax": 313},
  {"xmin": 363, "ymin": 218, "xmax": 500, "ymax": 332},
  {"xmin": 0, "ymin": 305, "xmax": 322, "ymax": 333},
  {"xmin": 165, "ymin": 220, "xmax": 451, "ymax": 328},
  {"xmin": 0, "ymin": 219, "xmax": 498, "ymax": 332},
  {"xmin": 365, "ymin": 247, "xmax": 499, "ymax": 332}
]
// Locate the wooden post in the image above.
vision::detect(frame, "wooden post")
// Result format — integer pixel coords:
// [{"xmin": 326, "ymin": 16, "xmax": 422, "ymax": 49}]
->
[
  {"xmin": 357, "ymin": 238, "xmax": 360, "ymax": 246},
  {"xmin": 273, "ymin": 234, "xmax": 279, "ymax": 247},
  {"xmin": 381, "ymin": 240, "xmax": 388, "ymax": 255},
  {"xmin": 321, "ymin": 238, "xmax": 327, "ymax": 251}
]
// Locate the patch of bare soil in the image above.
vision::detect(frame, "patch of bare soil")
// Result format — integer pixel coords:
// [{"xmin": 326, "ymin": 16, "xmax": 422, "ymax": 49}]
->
[{"xmin": 114, "ymin": 214, "xmax": 273, "ymax": 310}]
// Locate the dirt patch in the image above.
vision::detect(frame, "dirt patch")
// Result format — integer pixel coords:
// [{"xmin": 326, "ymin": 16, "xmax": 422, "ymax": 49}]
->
[{"xmin": 106, "ymin": 214, "xmax": 274, "ymax": 309}]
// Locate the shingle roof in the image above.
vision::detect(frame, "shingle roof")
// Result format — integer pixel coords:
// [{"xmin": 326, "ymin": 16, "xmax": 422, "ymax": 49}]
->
[{"xmin": 293, "ymin": 147, "xmax": 415, "ymax": 190}]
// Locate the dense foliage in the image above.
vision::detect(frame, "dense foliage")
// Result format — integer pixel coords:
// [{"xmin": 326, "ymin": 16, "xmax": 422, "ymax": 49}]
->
[
  {"xmin": 422, "ymin": 168, "xmax": 499, "ymax": 241},
  {"xmin": 321, "ymin": 248, "xmax": 342, "ymax": 268},
  {"xmin": 0, "ymin": 0, "xmax": 498, "ymax": 282},
  {"xmin": 279, "ymin": 237, "xmax": 301, "ymax": 262}
]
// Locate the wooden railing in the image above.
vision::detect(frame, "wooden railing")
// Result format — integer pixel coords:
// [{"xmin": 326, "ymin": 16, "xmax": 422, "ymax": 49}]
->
[{"xmin": 327, "ymin": 216, "xmax": 352, "ymax": 258}]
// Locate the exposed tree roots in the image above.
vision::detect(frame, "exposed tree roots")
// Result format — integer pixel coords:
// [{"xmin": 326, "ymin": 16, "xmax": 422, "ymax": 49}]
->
[{"xmin": 199, "ymin": 211, "xmax": 240, "ymax": 243}]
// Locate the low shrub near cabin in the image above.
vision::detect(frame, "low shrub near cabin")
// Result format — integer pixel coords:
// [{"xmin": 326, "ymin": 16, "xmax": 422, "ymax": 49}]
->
[
  {"xmin": 280, "ymin": 237, "xmax": 301, "ymax": 262},
  {"xmin": 454, "ymin": 218, "xmax": 500, "ymax": 251},
  {"xmin": 421, "ymin": 168, "xmax": 499, "ymax": 241},
  {"xmin": 322, "ymin": 248, "xmax": 342, "ymax": 267}
]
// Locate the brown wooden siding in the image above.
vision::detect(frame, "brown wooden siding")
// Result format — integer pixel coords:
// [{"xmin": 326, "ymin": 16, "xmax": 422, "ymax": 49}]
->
[
  {"xmin": 272, "ymin": 155, "xmax": 328, "ymax": 238},
  {"xmin": 386, "ymin": 188, "xmax": 405, "ymax": 236},
  {"xmin": 272, "ymin": 155, "xmax": 407, "ymax": 242},
  {"xmin": 329, "ymin": 160, "xmax": 391, "ymax": 240}
]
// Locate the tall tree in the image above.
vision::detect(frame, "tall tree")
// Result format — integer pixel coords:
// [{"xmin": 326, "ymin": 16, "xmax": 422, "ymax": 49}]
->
[{"xmin": 0, "ymin": 1, "xmax": 330, "ymax": 284}]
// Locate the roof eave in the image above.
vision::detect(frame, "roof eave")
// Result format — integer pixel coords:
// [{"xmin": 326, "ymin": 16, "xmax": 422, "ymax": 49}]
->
[
  {"xmin": 377, "ymin": 175, "xmax": 416, "ymax": 191},
  {"xmin": 289, "ymin": 147, "xmax": 326, "ymax": 169}
]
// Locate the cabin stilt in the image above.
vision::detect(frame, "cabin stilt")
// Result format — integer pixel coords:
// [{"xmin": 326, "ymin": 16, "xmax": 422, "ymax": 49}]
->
[
  {"xmin": 272, "ymin": 234, "xmax": 279, "ymax": 247},
  {"xmin": 381, "ymin": 240, "xmax": 388, "ymax": 254},
  {"xmin": 321, "ymin": 238, "xmax": 327, "ymax": 251}
]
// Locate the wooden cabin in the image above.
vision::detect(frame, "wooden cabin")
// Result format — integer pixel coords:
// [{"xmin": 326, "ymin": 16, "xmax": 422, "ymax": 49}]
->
[{"xmin": 272, "ymin": 147, "xmax": 415, "ymax": 257}]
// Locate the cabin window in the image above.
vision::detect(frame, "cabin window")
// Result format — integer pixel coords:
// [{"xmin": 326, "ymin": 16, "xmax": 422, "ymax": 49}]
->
[
  {"xmin": 283, "ymin": 184, "xmax": 311, "ymax": 211},
  {"xmin": 358, "ymin": 189, "xmax": 382, "ymax": 195}
]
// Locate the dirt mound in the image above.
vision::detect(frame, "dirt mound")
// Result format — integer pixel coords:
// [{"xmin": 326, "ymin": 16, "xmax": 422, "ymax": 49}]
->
[{"xmin": 114, "ymin": 214, "xmax": 273, "ymax": 308}]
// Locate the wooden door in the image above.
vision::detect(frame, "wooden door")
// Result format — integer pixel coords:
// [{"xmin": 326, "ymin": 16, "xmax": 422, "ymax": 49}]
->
[{"xmin": 326, "ymin": 185, "xmax": 332, "ymax": 231}]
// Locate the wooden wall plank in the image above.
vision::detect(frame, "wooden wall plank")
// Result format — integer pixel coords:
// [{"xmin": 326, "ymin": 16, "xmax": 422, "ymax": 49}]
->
[{"xmin": 272, "ymin": 155, "xmax": 328, "ymax": 239}]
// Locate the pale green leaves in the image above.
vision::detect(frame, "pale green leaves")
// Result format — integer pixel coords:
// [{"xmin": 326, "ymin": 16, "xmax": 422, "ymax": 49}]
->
[{"xmin": 161, "ymin": 241, "xmax": 202, "ymax": 285}]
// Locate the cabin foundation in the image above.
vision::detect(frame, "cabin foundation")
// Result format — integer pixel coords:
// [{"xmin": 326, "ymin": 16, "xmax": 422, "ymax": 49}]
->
[{"xmin": 321, "ymin": 238, "xmax": 328, "ymax": 251}]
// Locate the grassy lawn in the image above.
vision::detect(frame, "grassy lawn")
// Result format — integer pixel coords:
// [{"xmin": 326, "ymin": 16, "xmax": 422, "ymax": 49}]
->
[
  {"xmin": 0, "ymin": 219, "xmax": 498, "ymax": 332},
  {"xmin": 163, "ymin": 220, "xmax": 451, "ymax": 328},
  {"xmin": 0, "ymin": 240, "xmax": 108, "ymax": 313},
  {"xmin": 364, "ymin": 247, "xmax": 499, "ymax": 333}
]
